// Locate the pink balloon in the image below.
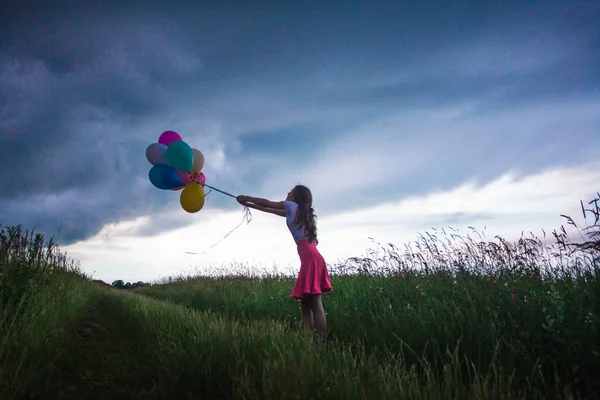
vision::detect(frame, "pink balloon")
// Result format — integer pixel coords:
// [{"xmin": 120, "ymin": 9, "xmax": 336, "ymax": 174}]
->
[
  {"xmin": 194, "ymin": 172, "xmax": 206, "ymax": 186},
  {"xmin": 177, "ymin": 170, "xmax": 192, "ymax": 185},
  {"xmin": 171, "ymin": 172, "xmax": 206, "ymax": 190},
  {"xmin": 158, "ymin": 130, "xmax": 182, "ymax": 147}
]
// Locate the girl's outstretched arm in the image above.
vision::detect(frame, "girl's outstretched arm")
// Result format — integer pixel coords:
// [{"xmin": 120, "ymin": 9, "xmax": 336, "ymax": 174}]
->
[
  {"xmin": 242, "ymin": 201, "xmax": 286, "ymax": 217},
  {"xmin": 237, "ymin": 195, "xmax": 285, "ymax": 209}
]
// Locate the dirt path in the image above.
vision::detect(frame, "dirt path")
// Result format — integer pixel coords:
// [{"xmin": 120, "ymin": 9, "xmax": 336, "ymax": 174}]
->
[{"xmin": 47, "ymin": 291, "xmax": 159, "ymax": 400}]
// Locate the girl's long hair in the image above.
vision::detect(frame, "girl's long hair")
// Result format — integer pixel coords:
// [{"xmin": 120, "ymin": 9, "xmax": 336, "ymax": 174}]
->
[{"xmin": 292, "ymin": 185, "xmax": 318, "ymax": 244}]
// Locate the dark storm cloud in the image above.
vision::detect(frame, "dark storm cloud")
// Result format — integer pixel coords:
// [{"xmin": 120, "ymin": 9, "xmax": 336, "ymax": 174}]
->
[{"xmin": 0, "ymin": 11, "xmax": 207, "ymax": 242}]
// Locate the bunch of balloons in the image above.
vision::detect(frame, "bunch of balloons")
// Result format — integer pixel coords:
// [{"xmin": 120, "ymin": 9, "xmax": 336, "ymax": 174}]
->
[{"xmin": 146, "ymin": 130, "xmax": 208, "ymax": 213}]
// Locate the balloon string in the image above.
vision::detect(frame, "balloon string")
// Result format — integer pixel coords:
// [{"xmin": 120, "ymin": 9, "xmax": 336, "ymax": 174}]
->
[
  {"xmin": 202, "ymin": 188, "xmax": 213, "ymax": 201},
  {"xmin": 184, "ymin": 182, "xmax": 251, "ymax": 255},
  {"xmin": 202, "ymin": 183, "xmax": 236, "ymax": 198},
  {"xmin": 184, "ymin": 206, "xmax": 253, "ymax": 255}
]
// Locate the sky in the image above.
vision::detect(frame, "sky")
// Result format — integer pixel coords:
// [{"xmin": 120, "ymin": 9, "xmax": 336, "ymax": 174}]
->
[{"xmin": 1, "ymin": 0, "xmax": 599, "ymax": 283}]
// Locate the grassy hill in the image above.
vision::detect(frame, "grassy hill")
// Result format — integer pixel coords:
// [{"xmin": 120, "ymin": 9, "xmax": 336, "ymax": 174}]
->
[{"xmin": 1, "ymin": 194, "xmax": 599, "ymax": 399}]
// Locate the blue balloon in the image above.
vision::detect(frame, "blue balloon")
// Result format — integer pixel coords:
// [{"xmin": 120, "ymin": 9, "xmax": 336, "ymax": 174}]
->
[{"xmin": 149, "ymin": 164, "xmax": 184, "ymax": 190}]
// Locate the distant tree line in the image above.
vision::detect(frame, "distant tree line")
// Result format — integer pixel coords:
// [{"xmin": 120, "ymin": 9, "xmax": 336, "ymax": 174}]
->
[{"xmin": 110, "ymin": 280, "xmax": 150, "ymax": 289}]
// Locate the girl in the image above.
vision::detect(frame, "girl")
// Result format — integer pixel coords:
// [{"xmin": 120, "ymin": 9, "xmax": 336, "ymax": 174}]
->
[{"xmin": 236, "ymin": 185, "xmax": 333, "ymax": 343}]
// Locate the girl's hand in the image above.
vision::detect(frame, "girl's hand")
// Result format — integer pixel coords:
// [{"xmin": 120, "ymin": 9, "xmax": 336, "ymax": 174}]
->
[{"xmin": 236, "ymin": 195, "xmax": 249, "ymax": 204}]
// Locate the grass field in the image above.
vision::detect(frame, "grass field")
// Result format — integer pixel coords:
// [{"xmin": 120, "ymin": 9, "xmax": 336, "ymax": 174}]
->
[{"xmin": 1, "ymin": 194, "xmax": 599, "ymax": 399}]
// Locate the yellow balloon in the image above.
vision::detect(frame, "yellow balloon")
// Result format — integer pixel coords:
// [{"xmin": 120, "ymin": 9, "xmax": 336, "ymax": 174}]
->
[
  {"xmin": 190, "ymin": 148, "xmax": 205, "ymax": 174},
  {"xmin": 180, "ymin": 182, "xmax": 205, "ymax": 213}
]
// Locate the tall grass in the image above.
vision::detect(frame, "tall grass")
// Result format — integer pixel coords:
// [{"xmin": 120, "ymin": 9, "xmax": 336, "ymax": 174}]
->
[
  {"xmin": 139, "ymin": 193, "xmax": 600, "ymax": 399},
  {"xmin": 0, "ymin": 225, "xmax": 95, "ymax": 399},
  {"xmin": 0, "ymin": 193, "xmax": 598, "ymax": 399}
]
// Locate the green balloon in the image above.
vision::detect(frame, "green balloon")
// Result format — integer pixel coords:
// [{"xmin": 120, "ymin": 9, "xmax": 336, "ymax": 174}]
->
[{"xmin": 165, "ymin": 140, "xmax": 194, "ymax": 173}]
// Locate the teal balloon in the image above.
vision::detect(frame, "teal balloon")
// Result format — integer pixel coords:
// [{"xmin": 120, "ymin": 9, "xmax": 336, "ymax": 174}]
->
[
  {"xmin": 165, "ymin": 140, "xmax": 194, "ymax": 173},
  {"xmin": 149, "ymin": 164, "xmax": 184, "ymax": 190}
]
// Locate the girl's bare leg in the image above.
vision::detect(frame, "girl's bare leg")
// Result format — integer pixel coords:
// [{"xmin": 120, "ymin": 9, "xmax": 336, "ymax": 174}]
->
[
  {"xmin": 308, "ymin": 294, "xmax": 327, "ymax": 344},
  {"xmin": 300, "ymin": 298, "xmax": 314, "ymax": 335}
]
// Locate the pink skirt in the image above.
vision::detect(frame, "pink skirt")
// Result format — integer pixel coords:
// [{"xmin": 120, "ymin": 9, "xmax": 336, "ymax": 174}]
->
[{"xmin": 289, "ymin": 239, "xmax": 333, "ymax": 300}]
